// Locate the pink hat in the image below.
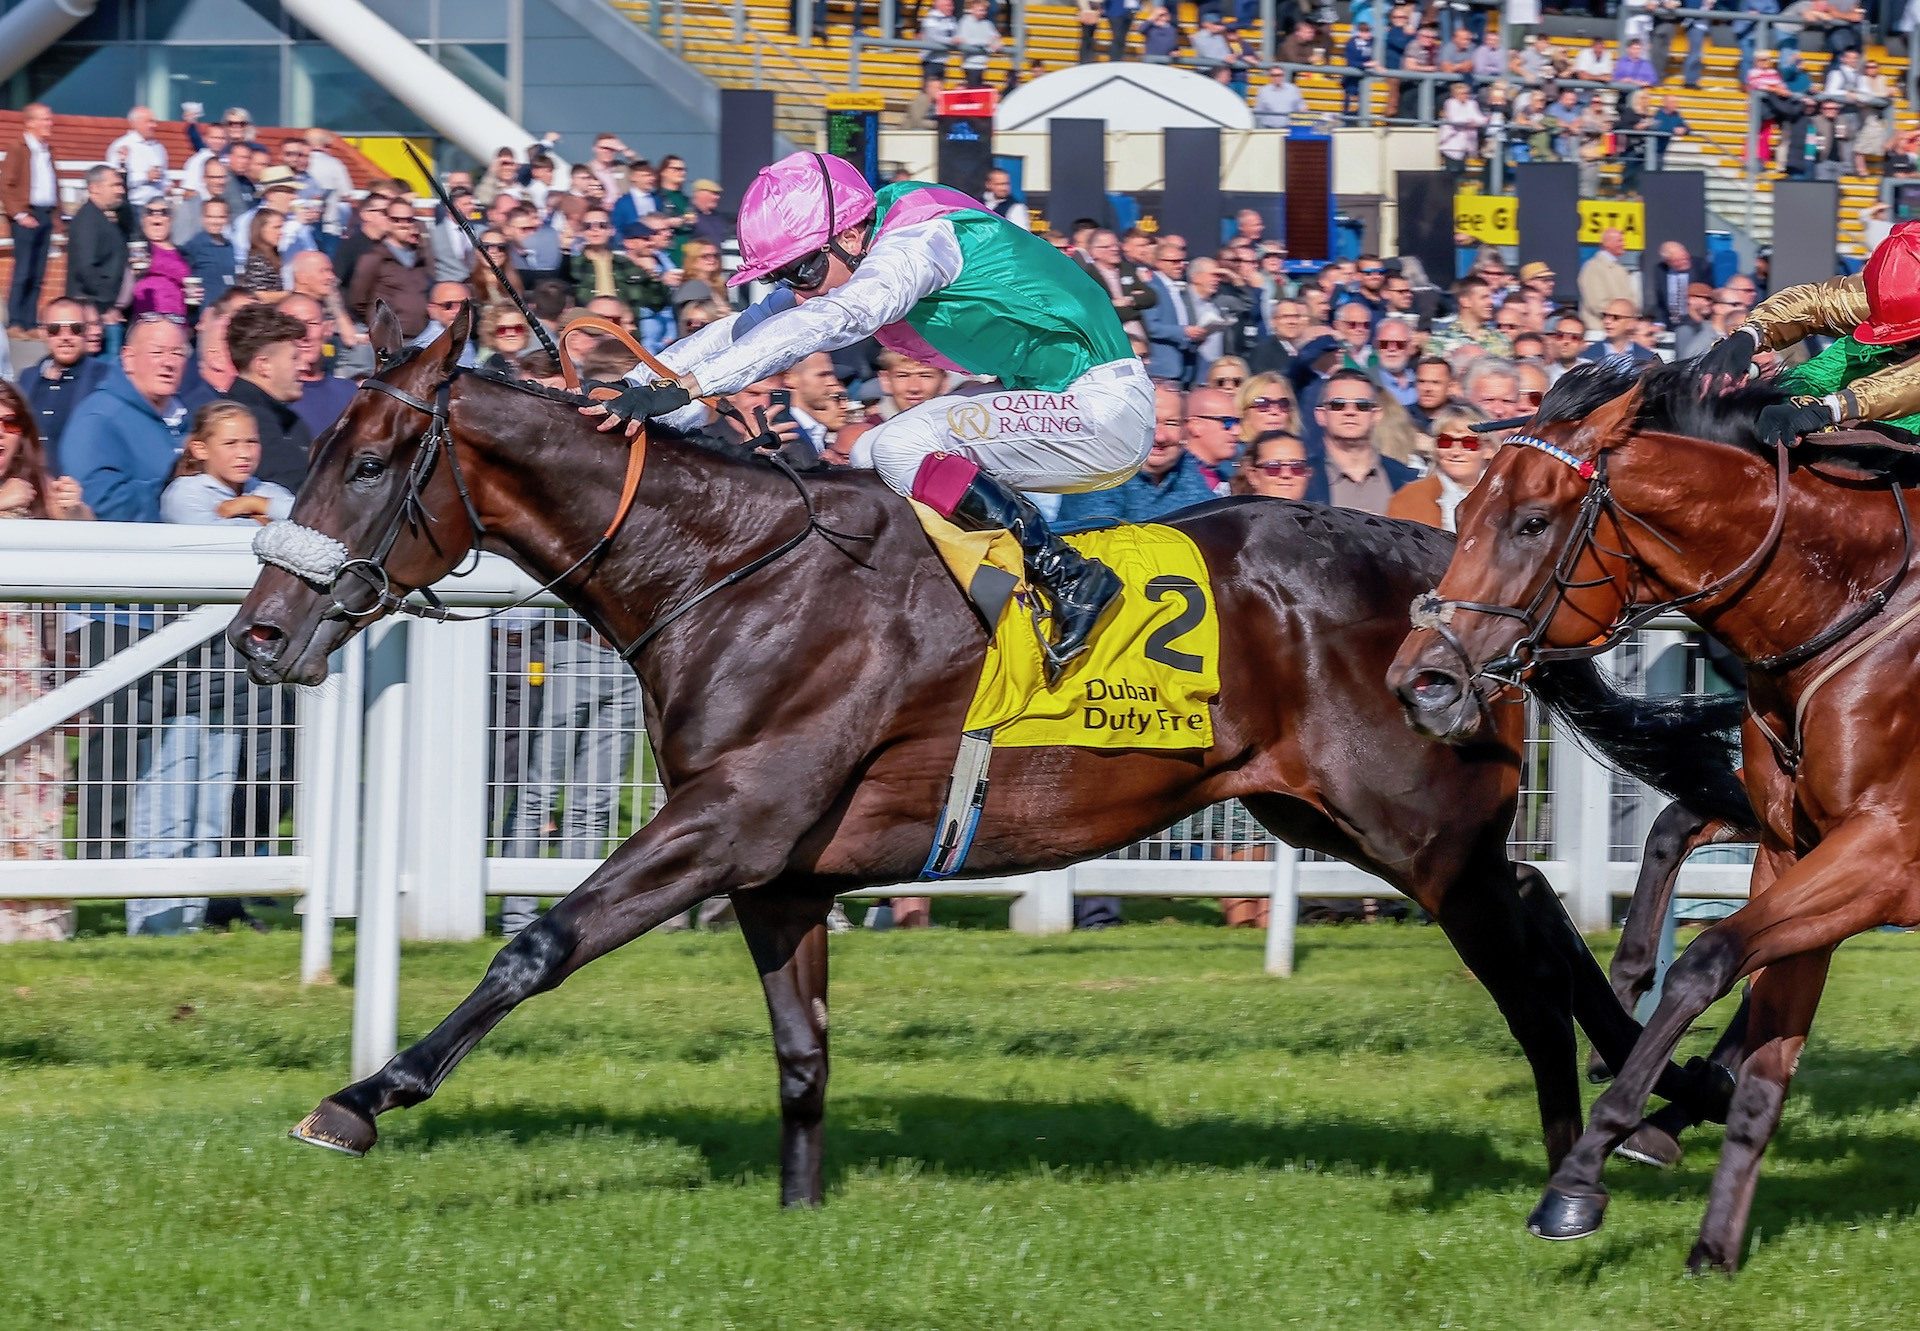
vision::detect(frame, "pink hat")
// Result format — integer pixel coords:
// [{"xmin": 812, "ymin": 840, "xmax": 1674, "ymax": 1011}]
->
[{"xmin": 729, "ymin": 152, "xmax": 877, "ymax": 287}]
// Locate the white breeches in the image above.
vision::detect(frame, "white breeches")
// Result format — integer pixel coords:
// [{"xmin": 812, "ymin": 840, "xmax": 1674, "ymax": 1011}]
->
[{"xmin": 852, "ymin": 359, "xmax": 1154, "ymax": 495}]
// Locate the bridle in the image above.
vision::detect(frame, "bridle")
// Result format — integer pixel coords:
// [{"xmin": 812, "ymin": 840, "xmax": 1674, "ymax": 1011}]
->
[
  {"xmin": 253, "ymin": 364, "xmax": 851, "ymax": 660},
  {"xmin": 1411, "ymin": 427, "xmax": 1912, "ymax": 691}
]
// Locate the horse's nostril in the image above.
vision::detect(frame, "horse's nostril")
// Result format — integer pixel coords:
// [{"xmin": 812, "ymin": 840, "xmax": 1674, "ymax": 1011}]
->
[
  {"xmin": 1406, "ymin": 669, "xmax": 1464, "ymax": 711},
  {"xmin": 237, "ymin": 621, "xmax": 286, "ymax": 659}
]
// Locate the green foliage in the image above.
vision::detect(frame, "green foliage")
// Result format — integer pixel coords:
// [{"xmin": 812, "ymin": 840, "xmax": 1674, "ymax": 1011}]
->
[{"xmin": 3, "ymin": 925, "xmax": 1920, "ymax": 1329}]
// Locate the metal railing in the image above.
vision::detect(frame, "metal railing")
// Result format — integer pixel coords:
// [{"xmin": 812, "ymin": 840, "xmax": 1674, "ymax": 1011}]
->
[{"xmin": 0, "ymin": 522, "xmax": 1754, "ymax": 1076}]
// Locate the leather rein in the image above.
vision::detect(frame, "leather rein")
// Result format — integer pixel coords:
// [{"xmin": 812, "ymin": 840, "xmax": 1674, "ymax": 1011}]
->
[
  {"xmin": 289, "ymin": 326, "xmax": 840, "ymax": 663},
  {"xmin": 1412, "ymin": 428, "xmax": 1915, "ymax": 770}
]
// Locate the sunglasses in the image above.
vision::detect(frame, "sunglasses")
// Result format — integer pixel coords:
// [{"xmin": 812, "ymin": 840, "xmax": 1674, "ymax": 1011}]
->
[
  {"xmin": 1211, "ymin": 376, "xmax": 1244, "ymax": 388},
  {"xmin": 1196, "ymin": 414, "xmax": 1240, "ymax": 429},
  {"xmin": 1248, "ymin": 396, "xmax": 1293, "ymax": 412},
  {"xmin": 824, "ymin": 391, "xmax": 851, "ymax": 404},
  {"xmin": 1254, "ymin": 459, "xmax": 1312, "ymax": 478},
  {"xmin": 43, "ymin": 321, "xmax": 85, "ymax": 336},
  {"xmin": 1359, "ymin": 266, "xmax": 1386, "ymax": 276},
  {"xmin": 483, "ymin": 241, "xmax": 509, "ymax": 252},
  {"xmin": 1377, "ymin": 338, "xmax": 1411, "ymax": 350},
  {"xmin": 1324, "ymin": 398, "xmax": 1378, "ymax": 412},
  {"xmin": 0, "ymin": 414, "xmax": 21, "ymax": 432},
  {"xmin": 772, "ymin": 247, "xmax": 833, "ymax": 293},
  {"xmin": 1601, "ymin": 313, "xmax": 1629, "ymax": 322},
  {"xmin": 1435, "ymin": 433, "xmax": 1482, "ymax": 451},
  {"xmin": 492, "ymin": 322, "xmax": 528, "ymax": 336},
  {"xmin": 135, "ymin": 312, "xmax": 187, "ymax": 326}
]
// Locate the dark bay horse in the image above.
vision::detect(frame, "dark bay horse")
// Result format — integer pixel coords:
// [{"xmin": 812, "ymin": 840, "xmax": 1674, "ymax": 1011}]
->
[
  {"xmin": 230, "ymin": 309, "xmax": 1743, "ymax": 1207},
  {"xmin": 1391, "ymin": 358, "xmax": 1920, "ymax": 1271}
]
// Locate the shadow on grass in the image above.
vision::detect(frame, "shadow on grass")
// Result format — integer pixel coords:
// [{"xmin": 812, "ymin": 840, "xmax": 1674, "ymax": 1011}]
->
[{"xmin": 397, "ymin": 1093, "xmax": 1535, "ymax": 1211}]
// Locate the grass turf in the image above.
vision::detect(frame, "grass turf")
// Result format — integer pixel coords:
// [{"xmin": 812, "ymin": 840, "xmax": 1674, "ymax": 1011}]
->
[{"xmin": 4, "ymin": 922, "xmax": 1920, "ymax": 1329}]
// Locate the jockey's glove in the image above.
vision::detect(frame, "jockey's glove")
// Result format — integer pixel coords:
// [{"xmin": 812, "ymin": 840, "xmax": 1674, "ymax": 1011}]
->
[
  {"xmin": 1756, "ymin": 396, "xmax": 1839, "ymax": 448},
  {"xmin": 589, "ymin": 379, "xmax": 693, "ymax": 424},
  {"xmin": 1694, "ymin": 326, "xmax": 1758, "ymax": 383}
]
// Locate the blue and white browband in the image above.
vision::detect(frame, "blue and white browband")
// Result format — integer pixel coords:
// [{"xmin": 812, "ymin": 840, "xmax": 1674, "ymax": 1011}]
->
[{"xmin": 1507, "ymin": 433, "xmax": 1595, "ymax": 478}]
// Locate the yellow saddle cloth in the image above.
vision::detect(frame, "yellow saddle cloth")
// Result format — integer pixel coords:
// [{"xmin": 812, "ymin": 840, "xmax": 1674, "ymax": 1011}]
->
[{"xmin": 911, "ymin": 502, "xmax": 1220, "ymax": 750}]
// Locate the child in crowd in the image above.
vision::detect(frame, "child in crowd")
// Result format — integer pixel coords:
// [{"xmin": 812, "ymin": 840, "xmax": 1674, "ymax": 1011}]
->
[{"xmin": 127, "ymin": 404, "xmax": 293, "ymax": 935}]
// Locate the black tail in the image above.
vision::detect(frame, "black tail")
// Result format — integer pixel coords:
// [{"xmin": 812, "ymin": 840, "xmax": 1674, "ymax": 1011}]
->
[{"xmin": 1532, "ymin": 658, "xmax": 1754, "ymax": 830}]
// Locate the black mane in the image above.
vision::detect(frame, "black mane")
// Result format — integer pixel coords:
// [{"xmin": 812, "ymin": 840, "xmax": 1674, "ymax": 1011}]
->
[{"xmin": 1532, "ymin": 358, "xmax": 1793, "ymax": 452}]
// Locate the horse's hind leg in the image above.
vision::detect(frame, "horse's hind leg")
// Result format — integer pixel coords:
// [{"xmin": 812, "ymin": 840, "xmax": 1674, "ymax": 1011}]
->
[
  {"xmin": 292, "ymin": 787, "xmax": 801, "ymax": 1155},
  {"xmin": 1587, "ymin": 800, "xmax": 1717, "ymax": 1083},
  {"xmin": 732, "ymin": 888, "xmax": 835, "ymax": 1208},
  {"xmin": 1687, "ymin": 949, "xmax": 1832, "ymax": 1274}
]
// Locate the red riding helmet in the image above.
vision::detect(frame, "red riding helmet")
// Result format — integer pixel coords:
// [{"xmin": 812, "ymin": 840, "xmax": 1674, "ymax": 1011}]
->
[{"xmin": 1854, "ymin": 221, "xmax": 1920, "ymax": 347}]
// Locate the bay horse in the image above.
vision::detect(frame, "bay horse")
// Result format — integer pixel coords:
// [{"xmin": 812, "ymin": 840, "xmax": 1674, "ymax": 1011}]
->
[
  {"xmin": 1390, "ymin": 357, "xmax": 1920, "ymax": 1271},
  {"xmin": 230, "ymin": 308, "xmax": 1743, "ymax": 1207}
]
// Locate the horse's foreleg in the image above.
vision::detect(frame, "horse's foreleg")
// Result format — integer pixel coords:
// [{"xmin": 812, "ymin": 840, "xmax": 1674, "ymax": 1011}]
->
[
  {"xmin": 1528, "ymin": 830, "xmax": 1888, "ymax": 1246},
  {"xmin": 291, "ymin": 791, "xmax": 802, "ymax": 1156},
  {"xmin": 732, "ymin": 889, "xmax": 835, "ymax": 1207},
  {"xmin": 1687, "ymin": 949, "xmax": 1831, "ymax": 1274}
]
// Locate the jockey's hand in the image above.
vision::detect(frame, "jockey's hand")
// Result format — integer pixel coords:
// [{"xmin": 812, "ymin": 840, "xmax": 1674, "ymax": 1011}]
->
[
  {"xmin": 1695, "ymin": 326, "xmax": 1757, "ymax": 388},
  {"xmin": 579, "ymin": 379, "xmax": 693, "ymax": 437},
  {"xmin": 1756, "ymin": 397, "xmax": 1838, "ymax": 448}
]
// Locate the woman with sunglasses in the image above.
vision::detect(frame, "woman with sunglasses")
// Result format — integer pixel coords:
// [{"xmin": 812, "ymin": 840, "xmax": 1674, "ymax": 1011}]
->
[
  {"xmin": 469, "ymin": 229, "xmax": 525, "ymax": 306},
  {"xmin": 1232, "ymin": 372, "xmax": 1298, "ymax": 454},
  {"xmin": 586, "ymin": 151, "xmax": 1154, "ymax": 676},
  {"xmin": 129, "ymin": 200, "xmax": 190, "ymax": 319},
  {"xmin": 476, "ymin": 300, "xmax": 533, "ymax": 371},
  {"xmin": 0, "ymin": 381, "xmax": 90, "ymax": 943},
  {"xmin": 1203, "ymin": 354, "xmax": 1248, "ymax": 394},
  {"xmin": 1387, "ymin": 405, "xmax": 1491, "ymax": 533},
  {"xmin": 1232, "ymin": 430, "xmax": 1312, "ymax": 501}
]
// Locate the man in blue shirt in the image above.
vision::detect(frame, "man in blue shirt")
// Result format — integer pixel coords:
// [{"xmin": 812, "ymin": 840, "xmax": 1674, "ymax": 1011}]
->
[
  {"xmin": 16, "ymin": 297, "xmax": 107, "ymax": 474},
  {"xmin": 63, "ymin": 315, "xmax": 191, "ymax": 523},
  {"xmin": 180, "ymin": 196, "xmax": 238, "ymax": 304}
]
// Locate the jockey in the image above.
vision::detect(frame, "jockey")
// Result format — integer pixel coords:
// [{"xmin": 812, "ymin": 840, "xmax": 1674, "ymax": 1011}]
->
[
  {"xmin": 583, "ymin": 151, "xmax": 1153, "ymax": 677},
  {"xmin": 1697, "ymin": 222, "xmax": 1920, "ymax": 446}
]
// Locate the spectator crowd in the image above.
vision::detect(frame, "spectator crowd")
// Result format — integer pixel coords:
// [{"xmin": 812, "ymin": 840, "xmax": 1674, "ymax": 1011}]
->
[
  {"xmin": 0, "ymin": 63, "xmax": 1782, "ymax": 940},
  {"xmin": 889, "ymin": 0, "xmax": 1906, "ymax": 193}
]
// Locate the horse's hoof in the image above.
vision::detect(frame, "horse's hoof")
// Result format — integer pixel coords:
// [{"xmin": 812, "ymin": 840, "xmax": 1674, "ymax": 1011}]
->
[
  {"xmin": 289, "ymin": 1097, "xmax": 376, "ymax": 1157},
  {"xmin": 1613, "ymin": 1119, "xmax": 1684, "ymax": 1169},
  {"xmin": 1685, "ymin": 1241, "xmax": 1737, "ymax": 1277},
  {"xmin": 1527, "ymin": 1186, "xmax": 1608, "ymax": 1241},
  {"xmin": 1586, "ymin": 1049, "xmax": 1615, "ymax": 1084}
]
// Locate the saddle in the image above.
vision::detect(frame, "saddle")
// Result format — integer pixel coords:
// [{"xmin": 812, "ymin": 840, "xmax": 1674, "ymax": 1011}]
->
[{"xmin": 1801, "ymin": 424, "xmax": 1920, "ymax": 486}]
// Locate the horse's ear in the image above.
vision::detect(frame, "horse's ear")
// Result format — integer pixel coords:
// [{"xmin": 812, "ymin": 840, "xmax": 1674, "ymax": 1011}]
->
[
  {"xmin": 435, "ymin": 300, "xmax": 475, "ymax": 376},
  {"xmin": 369, "ymin": 302, "xmax": 403, "ymax": 367},
  {"xmin": 1591, "ymin": 382, "xmax": 1646, "ymax": 453}
]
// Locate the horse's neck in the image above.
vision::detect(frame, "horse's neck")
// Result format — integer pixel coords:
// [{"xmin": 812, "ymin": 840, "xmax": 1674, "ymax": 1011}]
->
[
  {"xmin": 468, "ymin": 412, "xmax": 786, "ymax": 657},
  {"xmin": 1621, "ymin": 435, "xmax": 1909, "ymax": 666}
]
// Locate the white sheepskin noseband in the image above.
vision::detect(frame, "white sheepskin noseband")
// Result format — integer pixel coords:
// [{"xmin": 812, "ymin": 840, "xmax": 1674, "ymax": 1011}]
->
[{"xmin": 253, "ymin": 521, "xmax": 351, "ymax": 585}]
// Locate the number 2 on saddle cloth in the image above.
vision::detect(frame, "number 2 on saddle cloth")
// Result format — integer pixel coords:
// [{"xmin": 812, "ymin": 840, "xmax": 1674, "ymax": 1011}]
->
[{"xmin": 911, "ymin": 505, "xmax": 1223, "ymax": 878}]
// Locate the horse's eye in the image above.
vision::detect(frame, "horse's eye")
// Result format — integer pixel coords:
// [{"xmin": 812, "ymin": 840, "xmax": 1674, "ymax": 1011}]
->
[
  {"xmin": 1517, "ymin": 514, "xmax": 1551, "ymax": 538},
  {"xmin": 353, "ymin": 457, "xmax": 386, "ymax": 482}
]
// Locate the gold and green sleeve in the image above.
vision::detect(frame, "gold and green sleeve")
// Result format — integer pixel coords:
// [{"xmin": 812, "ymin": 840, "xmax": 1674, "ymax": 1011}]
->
[
  {"xmin": 1838, "ymin": 354, "xmax": 1920, "ymax": 423},
  {"xmin": 1741, "ymin": 275, "xmax": 1870, "ymax": 351}
]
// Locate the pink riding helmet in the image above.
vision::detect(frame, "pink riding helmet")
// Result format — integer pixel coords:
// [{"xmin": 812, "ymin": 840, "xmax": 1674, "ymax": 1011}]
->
[{"xmin": 729, "ymin": 151, "xmax": 878, "ymax": 287}]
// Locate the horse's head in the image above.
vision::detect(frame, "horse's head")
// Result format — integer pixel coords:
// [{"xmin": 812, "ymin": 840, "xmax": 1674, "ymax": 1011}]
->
[
  {"xmin": 230, "ymin": 301, "xmax": 479, "ymax": 685},
  {"xmin": 1389, "ymin": 375, "xmax": 1650, "ymax": 742}
]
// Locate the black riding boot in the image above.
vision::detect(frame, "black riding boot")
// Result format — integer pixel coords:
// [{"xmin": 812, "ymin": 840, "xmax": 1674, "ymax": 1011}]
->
[{"xmin": 948, "ymin": 471, "xmax": 1122, "ymax": 680}]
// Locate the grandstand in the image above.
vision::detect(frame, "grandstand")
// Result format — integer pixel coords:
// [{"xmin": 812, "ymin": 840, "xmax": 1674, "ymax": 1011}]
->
[{"xmin": 615, "ymin": 0, "xmax": 1914, "ymax": 254}]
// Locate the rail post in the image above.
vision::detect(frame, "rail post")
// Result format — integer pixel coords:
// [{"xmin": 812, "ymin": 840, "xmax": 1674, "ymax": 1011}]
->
[
  {"xmin": 1009, "ymin": 866, "xmax": 1075, "ymax": 933},
  {"xmin": 297, "ymin": 637, "xmax": 364, "ymax": 984},
  {"xmin": 351, "ymin": 619, "xmax": 410, "ymax": 1081},
  {"xmin": 398, "ymin": 616, "xmax": 488, "ymax": 941},
  {"xmin": 1263, "ymin": 843, "xmax": 1300, "ymax": 977},
  {"xmin": 1552, "ymin": 712, "xmax": 1616, "ymax": 934}
]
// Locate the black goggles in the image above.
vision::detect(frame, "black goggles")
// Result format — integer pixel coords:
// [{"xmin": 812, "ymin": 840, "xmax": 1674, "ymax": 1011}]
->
[{"xmin": 773, "ymin": 246, "xmax": 834, "ymax": 293}]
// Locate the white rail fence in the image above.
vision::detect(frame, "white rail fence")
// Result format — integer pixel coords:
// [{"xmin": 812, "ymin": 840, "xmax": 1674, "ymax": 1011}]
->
[{"xmin": 0, "ymin": 524, "xmax": 1755, "ymax": 1076}]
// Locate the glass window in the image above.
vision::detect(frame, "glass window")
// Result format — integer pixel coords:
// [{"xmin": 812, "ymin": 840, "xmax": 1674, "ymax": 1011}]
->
[
  {"xmin": 147, "ymin": 44, "xmax": 282, "ymax": 128},
  {"xmin": 142, "ymin": 0, "xmax": 283, "ymax": 43},
  {"xmin": 288, "ymin": 43, "xmax": 427, "ymax": 137},
  {"xmin": 437, "ymin": 43, "xmax": 508, "ymax": 112},
  {"xmin": 26, "ymin": 45, "xmax": 143, "ymax": 118}
]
